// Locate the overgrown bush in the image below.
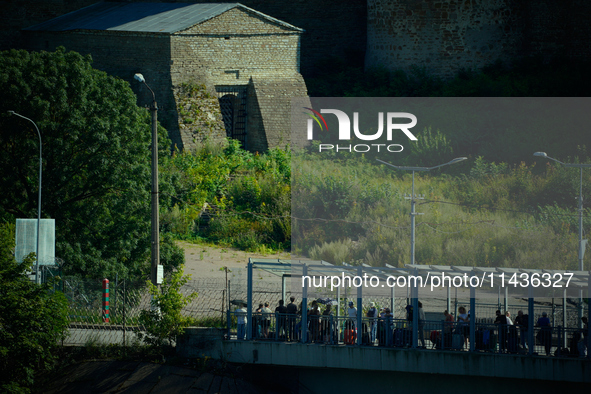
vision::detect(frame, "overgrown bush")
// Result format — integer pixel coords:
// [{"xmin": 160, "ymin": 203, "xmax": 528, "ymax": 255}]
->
[
  {"xmin": 138, "ymin": 265, "xmax": 197, "ymax": 347},
  {"xmin": 160, "ymin": 139, "xmax": 291, "ymax": 251}
]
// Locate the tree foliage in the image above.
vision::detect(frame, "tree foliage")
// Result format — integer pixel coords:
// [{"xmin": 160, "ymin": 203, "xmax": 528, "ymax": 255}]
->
[
  {"xmin": 138, "ymin": 264, "xmax": 197, "ymax": 347},
  {"xmin": 0, "ymin": 48, "xmax": 178, "ymax": 278},
  {"xmin": 0, "ymin": 223, "xmax": 69, "ymax": 393}
]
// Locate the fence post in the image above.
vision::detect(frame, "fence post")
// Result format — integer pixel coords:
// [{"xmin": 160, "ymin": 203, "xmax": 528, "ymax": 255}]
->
[
  {"xmin": 227, "ymin": 309, "xmax": 231, "ymax": 339},
  {"xmin": 102, "ymin": 278, "xmax": 110, "ymax": 323},
  {"xmin": 469, "ymin": 270, "xmax": 476, "ymax": 352},
  {"xmin": 123, "ymin": 279, "xmax": 126, "ymax": 348}
]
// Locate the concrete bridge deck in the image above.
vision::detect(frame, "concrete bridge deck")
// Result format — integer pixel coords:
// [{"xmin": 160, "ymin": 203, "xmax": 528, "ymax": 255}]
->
[{"xmin": 178, "ymin": 328, "xmax": 591, "ymax": 385}]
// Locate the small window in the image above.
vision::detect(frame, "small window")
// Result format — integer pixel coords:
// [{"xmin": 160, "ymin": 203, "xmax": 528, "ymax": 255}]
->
[{"xmin": 224, "ymin": 36, "xmax": 230, "ymax": 40}]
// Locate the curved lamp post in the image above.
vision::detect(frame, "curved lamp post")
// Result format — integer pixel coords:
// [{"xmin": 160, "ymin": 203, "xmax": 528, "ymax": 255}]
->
[
  {"xmin": 134, "ymin": 73, "xmax": 160, "ymax": 287},
  {"xmin": 534, "ymin": 151, "xmax": 590, "ymax": 327},
  {"xmin": 8, "ymin": 110, "xmax": 42, "ymax": 284}
]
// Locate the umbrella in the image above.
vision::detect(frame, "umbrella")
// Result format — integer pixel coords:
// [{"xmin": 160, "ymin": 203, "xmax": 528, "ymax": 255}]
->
[{"xmin": 316, "ymin": 297, "xmax": 338, "ymax": 305}]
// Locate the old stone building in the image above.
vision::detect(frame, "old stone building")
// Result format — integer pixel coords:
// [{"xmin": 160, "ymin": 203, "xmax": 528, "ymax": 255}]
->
[{"xmin": 23, "ymin": 2, "xmax": 310, "ymax": 151}]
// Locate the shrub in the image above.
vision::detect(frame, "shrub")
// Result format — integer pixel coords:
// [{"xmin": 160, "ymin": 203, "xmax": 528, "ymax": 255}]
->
[{"xmin": 138, "ymin": 265, "xmax": 197, "ymax": 347}]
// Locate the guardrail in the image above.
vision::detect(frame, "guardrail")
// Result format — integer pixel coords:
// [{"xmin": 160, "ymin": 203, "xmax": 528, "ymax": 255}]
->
[{"xmin": 226, "ymin": 311, "xmax": 590, "ymax": 359}]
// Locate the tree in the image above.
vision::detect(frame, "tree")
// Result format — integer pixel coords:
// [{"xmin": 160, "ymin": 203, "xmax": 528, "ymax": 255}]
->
[
  {"xmin": 0, "ymin": 47, "xmax": 177, "ymax": 278},
  {"xmin": 0, "ymin": 223, "xmax": 69, "ymax": 392},
  {"xmin": 138, "ymin": 264, "xmax": 197, "ymax": 347}
]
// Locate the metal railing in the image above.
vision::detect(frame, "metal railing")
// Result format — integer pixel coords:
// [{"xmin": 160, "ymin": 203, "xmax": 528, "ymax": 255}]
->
[{"xmin": 226, "ymin": 310, "xmax": 590, "ymax": 359}]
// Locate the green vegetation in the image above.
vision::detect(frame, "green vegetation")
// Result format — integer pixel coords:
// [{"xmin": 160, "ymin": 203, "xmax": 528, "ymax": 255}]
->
[
  {"xmin": 0, "ymin": 223, "xmax": 69, "ymax": 393},
  {"xmin": 138, "ymin": 264, "xmax": 197, "ymax": 347},
  {"xmin": 0, "ymin": 47, "xmax": 183, "ymax": 279},
  {"xmin": 160, "ymin": 138, "xmax": 291, "ymax": 252},
  {"xmin": 292, "ymin": 152, "xmax": 591, "ymax": 270}
]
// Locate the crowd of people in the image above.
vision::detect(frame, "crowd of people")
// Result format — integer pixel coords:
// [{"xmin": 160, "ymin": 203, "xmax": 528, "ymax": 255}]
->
[{"xmin": 233, "ymin": 299, "xmax": 589, "ymax": 356}]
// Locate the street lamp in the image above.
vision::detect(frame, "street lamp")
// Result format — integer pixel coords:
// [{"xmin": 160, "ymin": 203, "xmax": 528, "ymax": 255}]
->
[
  {"xmin": 534, "ymin": 151, "xmax": 590, "ymax": 326},
  {"xmin": 377, "ymin": 156, "xmax": 466, "ymax": 348},
  {"xmin": 376, "ymin": 157, "xmax": 467, "ymax": 266},
  {"xmin": 134, "ymin": 73, "xmax": 160, "ymax": 287},
  {"xmin": 8, "ymin": 110, "xmax": 42, "ymax": 284}
]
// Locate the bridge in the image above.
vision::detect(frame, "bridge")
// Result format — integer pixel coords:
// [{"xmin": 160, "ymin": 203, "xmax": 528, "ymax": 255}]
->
[{"xmin": 177, "ymin": 259, "xmax": 591, "ymax": 389}]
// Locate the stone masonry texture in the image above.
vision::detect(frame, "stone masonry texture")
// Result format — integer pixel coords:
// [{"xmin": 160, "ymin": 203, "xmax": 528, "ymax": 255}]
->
[{"xmin": 22, "ymin": 4, "xmax": 309, "ymax": 151}]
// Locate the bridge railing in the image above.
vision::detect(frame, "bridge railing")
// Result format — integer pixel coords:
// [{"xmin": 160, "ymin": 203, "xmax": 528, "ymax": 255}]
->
[{"xmin": 226, "ymin": 310, "xmax": 590, "ymax": 358}]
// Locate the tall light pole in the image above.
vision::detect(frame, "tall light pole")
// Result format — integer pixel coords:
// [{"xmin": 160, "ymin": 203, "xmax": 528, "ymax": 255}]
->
[
  {"xmin": 8, "ymin": 110, "xmax": 42, "ymax": 284},
  {"xmin": 534, "ymin": 152, "xmax": 589, "ymax": 326},
  {"xmin": 378, "ymin": 157, "xmax": 466, "ymax": 348},
  {"xmin": 134, "ymin": 73, "xmax": 160, "ymax": 286},
  {"xmin": 376, "ymin": 157, "xmax": 467, "ymax": 266}
]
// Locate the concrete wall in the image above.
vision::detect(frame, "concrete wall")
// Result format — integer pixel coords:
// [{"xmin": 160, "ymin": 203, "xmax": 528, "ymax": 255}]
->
[{"xmin": 177, "ymin": 328, "xmax": 591, "ymax": 384}]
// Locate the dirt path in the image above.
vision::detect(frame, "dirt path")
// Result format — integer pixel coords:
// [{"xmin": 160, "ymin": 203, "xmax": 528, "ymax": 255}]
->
[{"xmin": 180, "ymin": 241, "xmax": 291, "ymax": 281}]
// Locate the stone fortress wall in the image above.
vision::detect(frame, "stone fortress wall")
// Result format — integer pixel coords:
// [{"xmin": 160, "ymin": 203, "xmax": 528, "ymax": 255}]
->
[
  {"xmin": 3, "ymin": 0, "xmax": 590, "ymax": 150},
  {"xmin": 366, "ymin": 0, "xmax": 591, "ymax": 78}
]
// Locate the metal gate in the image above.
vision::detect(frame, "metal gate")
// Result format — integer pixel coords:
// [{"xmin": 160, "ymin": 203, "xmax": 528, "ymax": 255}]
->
[{"xmin": 216, "ymin": 86, "xmax": 247, "ymax": 148}]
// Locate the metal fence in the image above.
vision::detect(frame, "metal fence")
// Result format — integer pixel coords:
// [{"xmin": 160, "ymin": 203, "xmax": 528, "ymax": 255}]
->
[
  {"xmin": 226, "ymin": 310, "xmax": 589, "ymax": 358},
  {"xmin": 59, "ymin": 275, "xmax": 266, "ymax": 346},
  {"xmin": 57, "ymin": 272, "xmax": 588, "ymax": 359}
]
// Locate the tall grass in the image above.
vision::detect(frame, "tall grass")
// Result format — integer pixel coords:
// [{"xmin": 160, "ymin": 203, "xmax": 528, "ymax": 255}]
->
[{"xmin": 292, "ymin": 153, "xmax": 588, "ymax": 270}]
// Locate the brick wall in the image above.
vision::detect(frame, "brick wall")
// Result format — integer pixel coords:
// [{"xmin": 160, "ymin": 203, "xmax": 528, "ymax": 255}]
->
[
  {"xmin": 247, "ymin": 76, "xmax": 310, "ymax": 152},
  {"xmin": 171, "ymin": 7, "xmax": 302, "ymax": 85}
]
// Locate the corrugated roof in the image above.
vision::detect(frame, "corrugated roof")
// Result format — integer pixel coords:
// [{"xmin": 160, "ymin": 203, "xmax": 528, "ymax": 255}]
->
[{"xmin": 24, "ymin": 2, "xmax": 304, "ymax": 34}]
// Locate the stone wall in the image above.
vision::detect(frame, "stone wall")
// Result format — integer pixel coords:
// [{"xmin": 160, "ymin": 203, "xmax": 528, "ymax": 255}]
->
[
  {"xmin": 170, "ymin": 7, "xmax": 308, "ymax": 151},
  {"xmin": 174, "ymin": 82, "xmax": 227, "ymax": 151},
  {"xmin": 247, "ymin": 76, "xmax": 310, "ymax": 152},
  {"xmin": 170, "ymin": 7, "xmax": 302, "ymax": 85},
  {"xmin": 366, "ymin": 0, "xmax": 591, "ymax": 78},
  {"xmin": 22, "ymin": 6, "xmax": 309, "ymax": 152},
  {"xmin": 366, "ymin": 0, "xmax": 525, "ymax": 78},
  {"xmin": 5, "ymin": 1, "xmax": 591, "ymax": 81}
]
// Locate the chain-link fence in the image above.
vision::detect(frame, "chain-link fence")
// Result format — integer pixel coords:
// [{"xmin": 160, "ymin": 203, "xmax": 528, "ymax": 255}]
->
[{"xmin": 57, "ymin": 270, "xmax": 587, "ymax": 349}]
